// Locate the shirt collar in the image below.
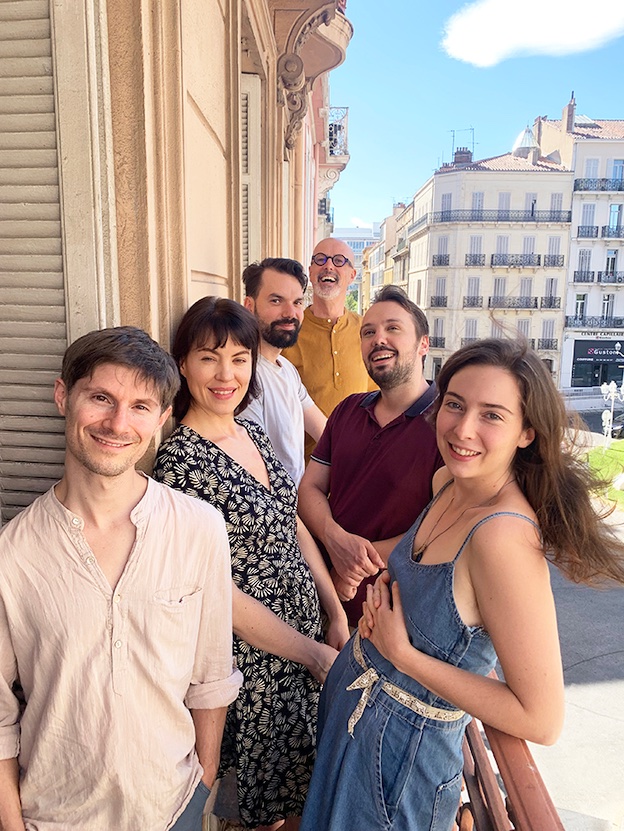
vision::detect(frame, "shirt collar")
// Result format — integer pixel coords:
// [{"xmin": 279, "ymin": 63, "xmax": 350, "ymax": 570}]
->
[{"xmin": 360, "ymin": 380, "xmax": 438, "ymax": 418}]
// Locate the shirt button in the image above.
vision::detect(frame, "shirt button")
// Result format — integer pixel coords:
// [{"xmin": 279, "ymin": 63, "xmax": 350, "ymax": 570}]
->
[
  {"xmin": 71, "ymin": 517, "xmax": 80, "ymax": 526},
  {"xmin": 336, "ymin": 372, "xmax": 340, "ymax": 377},
  {"xmin": 86, "ymin": 556, "xmax": 95, "ymax": 565},
  {"xmin": 114, "ymin": 595, "xmax": 121, "ymax": 604},
  {"xmin": 334, "ymin": 350, "xmax": 338, "ymax": 355},
  {"xmin": 114, "ymin": 640, "xmax": 122, "ymax": 649}
]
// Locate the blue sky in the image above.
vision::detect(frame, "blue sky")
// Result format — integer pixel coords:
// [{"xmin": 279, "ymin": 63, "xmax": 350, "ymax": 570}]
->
[{"xmin": 328, "ymin": 0, "xmax": 624, "ymax": 228}]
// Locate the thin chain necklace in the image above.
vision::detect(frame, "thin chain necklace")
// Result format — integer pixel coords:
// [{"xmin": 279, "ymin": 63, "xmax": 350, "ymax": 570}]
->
[{"xmin": 412, "ymin": 478, "xmax": 516, "ymax": 562}]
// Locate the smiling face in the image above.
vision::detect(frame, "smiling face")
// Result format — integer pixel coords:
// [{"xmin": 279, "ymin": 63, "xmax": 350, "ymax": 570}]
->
[
  {"xmin": 309, "ymin": 238, "xmax": 356, "ymax": 303},
  {"xmin": 179, "ymin": 336, "xmax": 253, "ymax": 419},
  {"xmin": 360, "ymin": 300, "xmax": 428, "ymax": 390},
  {"xmin": 54, "ymin": 363, "xmax": 170, "ymax": 478},
  {"xmin": 244, "ymin": 268, "xmax": 304, "ymax": 349},
  {"xmin": 436, "ymin": 364, "xmax": 535, "ymax": 485}
]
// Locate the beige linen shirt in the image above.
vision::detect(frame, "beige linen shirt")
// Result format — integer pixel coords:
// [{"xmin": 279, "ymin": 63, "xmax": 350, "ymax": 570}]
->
[{"xmin": 0, "ymin": 475, "xmax": 242, "ymax": 831}]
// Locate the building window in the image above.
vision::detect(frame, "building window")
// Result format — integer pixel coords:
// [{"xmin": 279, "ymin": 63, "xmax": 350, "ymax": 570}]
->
[
  {"xmin": 578, "ymin": 248, "xmax": 591, "ymax": 270},
  {"xmin": 584, "ymin": 158, "xmax": 599, "ymax": 178},
  {"xmin": 541, "ymin": 319, "xmax": 555, "ymax": 340},
  {"xmin": 471, "ymin": 192, "xmax": 484, "ymax": 214},
  {"xmin": 545, "ymin": 277, "xmax": 557, "ymax": 297},
  {"xmin": 520, "ymin": 277, "xmax": 533, "ymax": 297},
  {"xmin": 550, "ymin": 193, "xmax": 563, "ymax": 213},
  {"xmin": 467, "ymin": 277, "xmax": 480, "ymax": 297},
  {"xmin": 465, "ymin": 319, "xmax": 477, "ymax": 339},
  {"xmin": 493, "ymin": 277, "xmax": 506, "ymax": 297},
  {"xmin": 581, "ymin": 203, "xmax": 596, "ymax": 226},
  {"xmin": 614, "ymin": 159, "xmax": 624, "ymax": 181},
  {"xmin": 548, "ymin": 236, "xmax": 561, "ymax": 256},
  {"xmin": 437, "ymin": 236, "xmax": 449, "ymax": 255},
  {"xmin": 498, "ymin": 192, "xmax": 511, "ymax": 211},
  {"xmin": 491, "ymin": 320, "xmax": 503, "ymax": 338},
  {"xmin": 517, "ymin": 319, "xmax": 530, "ymax": 338},
  {"xmin": 606, "ymin": 249, "xmax": 618, "ymax": 275},
  {"xmin": 575, "ymin": 294, "xmax": 587, "ymax": 317},
  {"xmin": 522, "ymin": 236, "xmax": 535, "ymax": 255},
  {"xmin": 602, "ymin": 294, "xmax": 614, "ymax": 319},
  {"xmin": 525, "ymin": 192, "xmax": 537, "ymax": 215},
  {"xmin": 609, "ymin": 204, "xmax": 623, "ymax": 229}
]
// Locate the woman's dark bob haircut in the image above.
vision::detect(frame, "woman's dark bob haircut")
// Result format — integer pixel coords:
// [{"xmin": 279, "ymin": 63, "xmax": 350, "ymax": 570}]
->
[{"xmin": 171, "ymin": 296, "xmax": 260, "ymax": 421}]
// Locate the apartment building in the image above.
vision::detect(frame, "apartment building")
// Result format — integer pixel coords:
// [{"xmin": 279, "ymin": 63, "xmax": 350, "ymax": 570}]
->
[
  {"xmin": 0, "ymin": 0, "xmax": 352, "ymax": 520},
  {"xmin": 537, "ymin": 98, "xmax": 624, "ymax": 388},
  {"xmin": 404, "ymin": 143, "xmax": 572, "ymax": 380}
]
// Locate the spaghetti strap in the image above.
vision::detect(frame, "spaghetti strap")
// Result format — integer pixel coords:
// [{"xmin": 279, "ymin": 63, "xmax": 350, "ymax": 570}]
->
[{"xmin": 452, "ymin": 511, "xmax": 540, "ymax": 564}]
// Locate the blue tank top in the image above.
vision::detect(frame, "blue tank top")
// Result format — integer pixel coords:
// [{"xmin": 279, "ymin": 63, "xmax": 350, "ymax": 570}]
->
[{"xmin": 360, "ymin": 483, "xmax": 540, "ymax": 710}]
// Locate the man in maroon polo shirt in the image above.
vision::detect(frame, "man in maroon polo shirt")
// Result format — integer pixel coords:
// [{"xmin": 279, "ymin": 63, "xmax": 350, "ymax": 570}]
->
[{"xmin": 298, "ymin": 285, "xmax": 443, "ymax": 626}]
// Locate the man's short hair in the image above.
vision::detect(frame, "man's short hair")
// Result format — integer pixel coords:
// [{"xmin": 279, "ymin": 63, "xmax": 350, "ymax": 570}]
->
[
  {"xmin": 242, "ymin": 257, "xmax": 308, "ymax": 299},
  {"xmin": 61, "ymin": 326, "xmax": 180, "ymax": 412},
  {"xmin": 370, "ymin": 285, "xmax": 429, "ymax": 338}
]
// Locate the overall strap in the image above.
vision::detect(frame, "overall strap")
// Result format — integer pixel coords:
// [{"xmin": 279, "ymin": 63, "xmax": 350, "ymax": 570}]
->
[{"xmin": 452, "ymin": 511, "xmax": 540, "ymax": 564}]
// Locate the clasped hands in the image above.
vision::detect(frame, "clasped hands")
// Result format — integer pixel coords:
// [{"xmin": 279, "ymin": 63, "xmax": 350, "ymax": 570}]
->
[{"xmin": 326, "ymin": 526, "xmax": 385, "ymax": 601}]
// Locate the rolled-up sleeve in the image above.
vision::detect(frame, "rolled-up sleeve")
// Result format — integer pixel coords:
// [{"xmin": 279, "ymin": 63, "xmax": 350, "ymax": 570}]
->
[
  {"xmin": 185, "ymin": 510, "xmax": 242, "ymax": 710},
  {"xmin": 0, "ymin": 594, "xmax": 20, "ymax": 760}
]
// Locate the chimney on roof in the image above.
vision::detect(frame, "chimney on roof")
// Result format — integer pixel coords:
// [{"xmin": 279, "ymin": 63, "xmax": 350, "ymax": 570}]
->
[
  {"xmin": 453, "ymin": 147, "xmax": 473, "ymax": 165},
  {"xmin": 562, "ymin": 91, "xmax": 576, "ymax": 134}
]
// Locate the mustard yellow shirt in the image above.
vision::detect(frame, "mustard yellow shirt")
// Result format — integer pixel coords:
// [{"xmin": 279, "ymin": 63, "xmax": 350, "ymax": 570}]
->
[{"xmin": 283, "ymin": 306, "xmax": 376, "ymax": 457}]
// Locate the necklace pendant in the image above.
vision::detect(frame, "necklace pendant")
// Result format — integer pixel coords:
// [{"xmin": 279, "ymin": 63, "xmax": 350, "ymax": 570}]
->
[{"xmin": 412, "ymin": 543, "xmax": 426, "ymax": 563}]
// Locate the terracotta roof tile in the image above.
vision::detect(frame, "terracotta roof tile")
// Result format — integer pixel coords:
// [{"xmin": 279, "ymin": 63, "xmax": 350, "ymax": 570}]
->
[
  {"xmin": 438, "ymin": 153, "xmax": 569, "ymax": 173},
  {"xmin": 545, "ymin": 119, "xmax": 624, "ymax": 141}
]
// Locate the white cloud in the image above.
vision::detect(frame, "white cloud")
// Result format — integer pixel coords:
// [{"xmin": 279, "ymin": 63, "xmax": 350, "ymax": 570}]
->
[
  {"xmin": 349, "ymin": 217, "xmax": 373, "ymax": 228},
  {"xmin": 442, "ymin": 0, "xmax": 624, "ymax": 67}
]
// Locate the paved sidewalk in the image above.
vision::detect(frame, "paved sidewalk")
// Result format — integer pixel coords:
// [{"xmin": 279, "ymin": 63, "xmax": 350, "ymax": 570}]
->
[{"xmin": 529, "ymin": 507, "xmax": 624, "ymax": 831}]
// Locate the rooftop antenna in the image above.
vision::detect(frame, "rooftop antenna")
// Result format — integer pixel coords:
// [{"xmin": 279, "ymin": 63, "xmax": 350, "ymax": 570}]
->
[{"xmin": 450, "ymin": 127, "xmax": 476, "ymax": 158}]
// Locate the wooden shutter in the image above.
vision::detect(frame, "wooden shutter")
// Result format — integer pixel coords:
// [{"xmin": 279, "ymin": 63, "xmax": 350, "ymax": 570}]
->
[{"xmin": 0, "ymin": 0, "xmax": 66, "ymax": 522}]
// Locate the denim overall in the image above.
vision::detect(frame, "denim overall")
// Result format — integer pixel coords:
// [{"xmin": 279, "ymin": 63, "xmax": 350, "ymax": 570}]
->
[{"xmin": 301, "ymin": 497, "xmax": 537, "ymax": 831}]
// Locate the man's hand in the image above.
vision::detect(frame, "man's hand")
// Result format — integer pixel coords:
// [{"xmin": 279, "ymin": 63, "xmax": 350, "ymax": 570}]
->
[
  {"xmin": 325, "ymin": 525, "xmax": 384, "ymax": 585},
  {"xmin": 331, "ymin": 568, "xmax": 358, "ymax": 601}
]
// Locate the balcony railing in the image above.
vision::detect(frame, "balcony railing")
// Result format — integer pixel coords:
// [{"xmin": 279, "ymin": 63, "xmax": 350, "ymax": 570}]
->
[
  {"xmin": 433, "ymin": 209, "xmax": 571, "ymax": 223},
  {"xmin": 396, "ymin": 236, "xmax": 407, "ymax": 252},
  {"xmin": 407, "ymin": 214, "xmax": 429, "ymax": 236},
  {"xmin": 540, "ymin": 296, "xmax": 561, "ymax": 309},
  {"xmin": 465, "ymin": 254, "xmax": 485, "ymax": 266},
  {"xmin": 430, "ymin": 295, "xmax": 447, "ymax": 307},
  {"xmin": 489, "ymin": 296, "xmax": 538, "ymax": 309},
  {"xmin": 602, "ymin": 225, "xmax": 624, "ymax": 238},
  {"xmin": 430, "ymin": 336, "xmax": 446, "ymax": 348},
  {"xmin": 597, "ymin": 271, "xmax": 624, "ymax": 284},
  {"xmin": 328, "ymin": 107, "xmax": 348, "ymax": 156},
  {"xmin": 463, "ymin": 296, "xmax": 483, "ymax": 308},
  {"xmin": 538, "ymin": 338, "xmax": 559, "ymax": 350},
  {"xmin": 461, "ymin": 337, "xmax": 478, "ymax": 346},
  {"xmin": 574, "ymin": 178, "xmax": 624, "ymax": 192},
  {"xmin": 573, "ymin": 270, "xmax": 595, "ymax": 282},
  {"xmin": 432, "ymin": 254, "xmax": 449, "ymax": 266},
  {"xmin": 543, "ymin": 254, "xmax": 564, "ymax": 267},
  {"xmin": 491, "ymin": 253, "xmax": 541, "ymax": 267},
  {"xmin": 578, "ymin": 225, "xmax": 599, "ymax": 237},
  {"xmin": 566, "ymin": 315, "xmax": 624, "ymax": 328}
]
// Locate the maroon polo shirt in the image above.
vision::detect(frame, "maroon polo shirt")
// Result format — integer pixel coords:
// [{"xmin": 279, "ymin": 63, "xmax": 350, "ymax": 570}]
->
[{"xmin": 310, "ymin": 383, "xmax": 443, "ymax": 625}]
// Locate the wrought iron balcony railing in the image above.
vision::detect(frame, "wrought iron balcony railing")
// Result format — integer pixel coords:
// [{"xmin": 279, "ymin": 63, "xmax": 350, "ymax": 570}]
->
[
  {"xmin": 465, "ymin": 254, "xmax": 485, "ymax": 267},
  {"xmin": 461, "ymin": 337, "xmax": 478, "ymax": 346},
  {"xmin": 574, "ymin": 178, "xmax": 624, "ymax": 192},
  {"xmin": 597, "ymin": 271, "xmax": 624, "ymax": 284},
  {"xmin": 566, "ymin": 315, "xmax": 624, "ymax": 328},
  {"xmin": 540, "ymin": 297, "xmax": 561, "ymax": 309},
  {"xmin": 407, "ymin": 214, "xmax": 429, "ymax": 236},
  {"xmin": 430, "ymin": 296, "xmax": 447, "ymax": 307},
  {"xmin": 429, "ymin": 336, "xmax": 446, "ymax": 348},
  {"xmin": 488, "ymin": 296, "xmax": 538, "ymax": 309},
  {"xmin": 602, "ymin": 226, "xmax": 624, "ymax": 238},
  {"xmin": 543, "ymin": 254, "xmax": 564, "ymax": 267},
  {"xmin": 328, "ymin": 107, "xmax": 348, "ymax": 156},
  {"xmin": 573, "ymin": 270, "xmax": 595, "ymax": 282},
  {"xmin": 463, "ymin": 296, "xmax": 483, "ymax": 308},
  {"xmin": 538, "ymin": 338, "xmax": 559, "ymax": 350},
  {"xmin": 396, "ymin": 236, "xmax": 407, "ymax": 252},
  {"xmin": 491, "ymin": 253, "xmax": 541, "ymax": 267},
  {"xmin": 578, "ymin": 226, "xmax": 599, "ymax": 237},
  {"xmin": 432, "ymin": 254, "xmax": 449, "ymax": 266},
  {"xmin": 433, "ymin": 209, "xmax": 571, "ymax": 224}
]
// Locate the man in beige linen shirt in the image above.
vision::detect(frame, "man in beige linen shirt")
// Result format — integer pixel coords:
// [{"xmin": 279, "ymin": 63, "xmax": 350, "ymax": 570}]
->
[{"xmin": 0, "ymin": 327, "xmax": 242, "ymax": 831}]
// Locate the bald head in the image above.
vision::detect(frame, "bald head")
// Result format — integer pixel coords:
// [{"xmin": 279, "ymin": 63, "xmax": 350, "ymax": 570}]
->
[{"xmin": 309, "ymin": 238, "xmax": 356, "ymax": 305}]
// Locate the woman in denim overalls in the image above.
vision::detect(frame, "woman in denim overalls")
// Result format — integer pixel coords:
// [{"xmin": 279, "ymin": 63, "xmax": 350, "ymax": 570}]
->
[{"xmin": 301, "ymin": 339, "xmax": 624, "ymax": 831}]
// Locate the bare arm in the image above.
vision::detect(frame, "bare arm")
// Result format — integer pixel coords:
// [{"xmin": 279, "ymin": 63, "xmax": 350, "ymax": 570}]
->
[
  {"xmin": 364, "ymin": 518, "xmax": 564, "ymax": 745},
  {"xmin": 302, "ymin": 403, "xmax": 327, "ymax": 443},
  {"xmin": 298, "ymin": 460, "xmax": 384, "ymax": 585},
  {"xmin": 296, "ymin": 518, "xmax": 349, "ymax": 650},
  {"xmin": 191, "ymin": 707, "xmax": 227, "ymax": 789},
  {"xmin": 232, "ymin": 584, "xmax": 338, "ymax": 683},
  {"xmin": 0, "ymin": 758, "xmax": 25, "ymax": 831}
]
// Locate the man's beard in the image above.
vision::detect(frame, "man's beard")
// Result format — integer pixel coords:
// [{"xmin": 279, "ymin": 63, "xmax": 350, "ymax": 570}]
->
[
  {"xmin": 261, "ymin": 318, "xmax": 302, "ymax": 349},
  {"xmin": 366, "ymin": 349, "xmax": 418, "ymax": 391}
]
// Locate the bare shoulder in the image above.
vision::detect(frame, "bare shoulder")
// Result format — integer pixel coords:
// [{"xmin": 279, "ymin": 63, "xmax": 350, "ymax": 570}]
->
[
  {"xmin": 432, "ymin": 466, "xmax": 452, "ymax": 494},
  {"xmin": 467, "ymin": 507, "xmax": 546, "ymax": 578}
]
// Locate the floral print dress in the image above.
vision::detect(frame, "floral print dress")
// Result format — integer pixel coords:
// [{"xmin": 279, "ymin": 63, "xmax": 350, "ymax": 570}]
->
[{"xmin": 153, "ymin": 420, "xmax": 323, "ymax": 828}]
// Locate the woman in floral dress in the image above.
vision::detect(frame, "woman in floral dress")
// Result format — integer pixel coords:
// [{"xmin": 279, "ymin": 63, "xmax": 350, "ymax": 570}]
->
[{"xmin": 153, "ymin": 297, "xmax": 348, "ymax": 831}]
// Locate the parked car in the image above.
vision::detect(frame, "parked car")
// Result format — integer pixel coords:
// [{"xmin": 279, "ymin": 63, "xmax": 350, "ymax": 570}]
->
[{"xmin": 612, "ymin": 413, "xmax": 624, "ymax": 439}]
